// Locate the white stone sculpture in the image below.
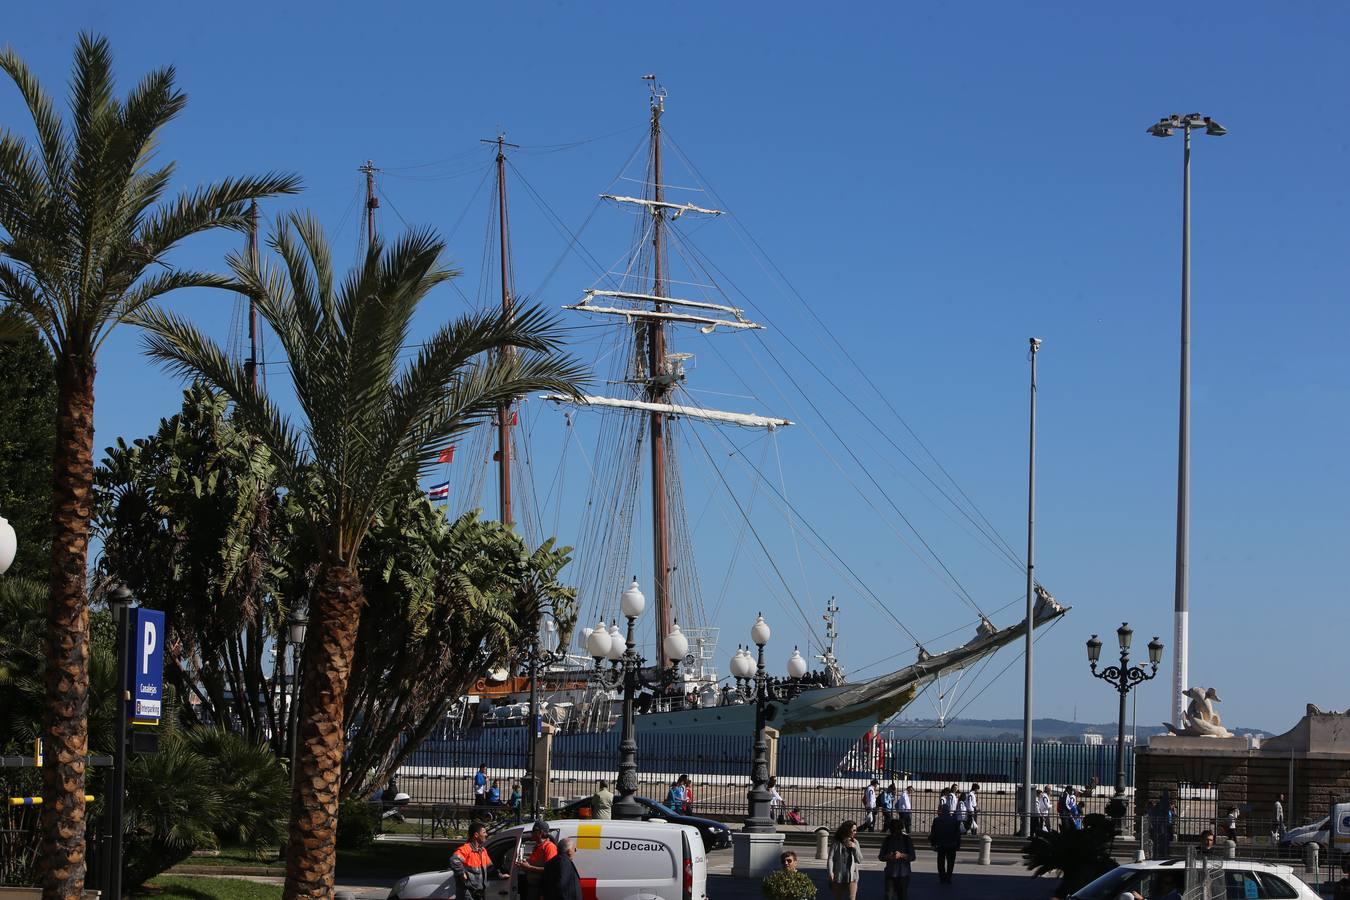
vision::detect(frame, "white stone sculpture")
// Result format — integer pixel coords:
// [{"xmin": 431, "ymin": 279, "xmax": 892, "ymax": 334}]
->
[{"xmin": 1163, "ymin": 686, "xmax": 1234, "ymax": 737}]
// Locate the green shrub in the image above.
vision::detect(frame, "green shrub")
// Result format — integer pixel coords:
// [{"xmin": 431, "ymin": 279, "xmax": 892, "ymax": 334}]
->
[
  {"xmin": 337, "ymin": 796, "xmax": 380, "ymax": 849},
  {"xmin": 183, "ymin": 727, "xmax": 288, "ymax": 852},
  {"xmin": 761, "ymin": 868, "xmax": 817, "ymax": 900}
]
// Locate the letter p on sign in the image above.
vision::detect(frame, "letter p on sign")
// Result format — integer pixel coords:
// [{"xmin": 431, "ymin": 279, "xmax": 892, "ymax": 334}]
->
[{"xmin": 142, "ymin": 620, "xmax": 157, "ymax": 675}]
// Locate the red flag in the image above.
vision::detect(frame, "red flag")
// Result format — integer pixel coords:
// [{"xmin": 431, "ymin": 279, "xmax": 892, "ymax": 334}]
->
[
  {"xmin": 510, "ymin": 411, "xmax": 518, "ymax": 426},
  {"xmin": 437, "ymin": 446, "xmax": 456, "ymax": 464}
]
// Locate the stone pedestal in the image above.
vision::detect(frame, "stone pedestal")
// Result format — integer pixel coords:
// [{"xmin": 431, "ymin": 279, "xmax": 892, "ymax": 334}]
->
[
  {"xmin": 1146, "ymin": 734, "xmax": 1250, "ymax": 753},
  {"xmin": 732, "ymin": 830, "xmax": 786, "ymax": 878}
]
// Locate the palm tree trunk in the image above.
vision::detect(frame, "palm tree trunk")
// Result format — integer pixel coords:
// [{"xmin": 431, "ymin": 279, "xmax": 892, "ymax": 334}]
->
[
  {"xmin": 41, "ymin": 358, "xmax": 95, "ymax": 900},
  {"xmin": 284, "ymin": 563, "xmax": 365, "ymax": 899}
]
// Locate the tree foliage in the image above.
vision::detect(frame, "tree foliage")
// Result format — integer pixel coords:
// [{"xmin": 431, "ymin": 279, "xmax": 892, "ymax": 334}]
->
[
  {"xmin": 1022, "ymin": 813, "xmax": 1118, "ymax": 896},
  {"xmin": 0, "ymin": 314, "xmax": 55, "ymax": 580},
  {"xmin": 0, "ymin": 33, "xmax": 299, "ymax": 895},
  {"xmin": 95, "ymin": 384, "xmax": 287, "ymax": 748}
]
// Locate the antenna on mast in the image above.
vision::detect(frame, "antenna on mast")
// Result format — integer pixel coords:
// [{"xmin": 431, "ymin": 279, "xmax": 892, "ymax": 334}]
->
[{"xmin": 643, "ymin": 73, "xmax": 665, "ymax": 110}]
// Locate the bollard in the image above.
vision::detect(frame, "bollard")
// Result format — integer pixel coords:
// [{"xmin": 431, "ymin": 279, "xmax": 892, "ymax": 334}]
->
[
  {"xmin": 1304, "ymin": 841, "xmax": 1319, "ymax": 874},
  {"xmin": 1224, "ymin": 839, "xmax": 1236, "ymax": 860},
  {"xmin": 979, "ymin": 834, "xmax": 992, "ymax": 865},
  {"xmin": 815, "ymin": 827, "xmax": 830, "ymax": 860}
]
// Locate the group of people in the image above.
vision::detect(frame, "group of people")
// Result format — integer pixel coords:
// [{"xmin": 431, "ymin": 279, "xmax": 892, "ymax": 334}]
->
[
  {"xmin": 472, "ymin": 764, "xmax": 522, "ymax": 812},
  {"xmin": 858, "ymin": 780, "xmax": 917, "ymax": 833},
  {"xmin": 665, "ymin": 773, "xmax": 695, "ymax": 814},
  {"xmin": 824, "ymin": 799, "xmax": 969, "ymax": 900},
  {"xmin": 1029, "ymin": 784, "xmax": 1084, "ymax": 833},
  {"xmin": 451, "ymin": 820, "xmax": 583, "ymax": 900}
]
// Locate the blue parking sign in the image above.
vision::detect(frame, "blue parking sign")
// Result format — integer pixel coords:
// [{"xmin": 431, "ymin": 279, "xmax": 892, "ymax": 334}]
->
[{"xmin": 129, "ymin": 608, "xmax": 165, "ymax": 724}]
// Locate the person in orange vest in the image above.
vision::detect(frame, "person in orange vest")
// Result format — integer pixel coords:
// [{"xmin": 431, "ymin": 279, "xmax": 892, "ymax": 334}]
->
[
  {"xmin": 516, "ymin": 821, "xmax": 558, "ymax": 900},
  {"xmin": 451, "ymin": 822, "xmax": 501, "ymax": 900}
]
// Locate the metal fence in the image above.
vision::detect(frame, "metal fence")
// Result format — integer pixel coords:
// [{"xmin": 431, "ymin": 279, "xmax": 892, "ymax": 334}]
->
[{"xmin": 391, "ymin": 729, "xmax": 1147, "ymax": 836}]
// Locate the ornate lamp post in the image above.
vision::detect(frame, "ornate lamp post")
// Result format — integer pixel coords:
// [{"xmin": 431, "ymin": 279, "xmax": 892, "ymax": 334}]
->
[
  {"xmin": 586, "ymin": 578, "xmax": 687, "ymax": 820},
  {"xmin": 1088, "ymin": 624, "xmax": 1164, "ymax": 799},
  {"xmin": 522, "ymin": 606, "xmax": 569, "ymax": 818},
  {"xmin": 730, "ymin": 614, "xmax": 807, "ymax": 833}
]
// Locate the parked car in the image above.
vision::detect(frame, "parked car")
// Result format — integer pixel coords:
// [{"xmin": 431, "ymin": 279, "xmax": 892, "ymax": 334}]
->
[
  {"xmin": 1069, "ymin": 859, "xmax": 1317, "ymax": 899},
  {"xmin": 1279, "ymin": 817, "xmax": 1329, "ymax": 849},
  {"xmin": 388, "ymin": 818, "xmax": 708, "ymax": 900},
  {"xmin": 559, "ymin": 795, "xmax": 732, "ymax": 850}
]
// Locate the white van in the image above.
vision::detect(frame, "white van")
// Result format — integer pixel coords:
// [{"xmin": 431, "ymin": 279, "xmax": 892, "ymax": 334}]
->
[{"xmin": 388, "ymin": 819, "xmax": 709, "ymax": 900}]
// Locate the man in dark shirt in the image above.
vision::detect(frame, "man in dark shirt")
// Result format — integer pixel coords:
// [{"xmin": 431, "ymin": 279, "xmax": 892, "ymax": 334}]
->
[
  {"xmin": 544, "ymin": 836, "xmax": 582, "ymax": 900},
  {"xmin": 928, "ymin": 804, "xmax": 962, "ymax": 885}
]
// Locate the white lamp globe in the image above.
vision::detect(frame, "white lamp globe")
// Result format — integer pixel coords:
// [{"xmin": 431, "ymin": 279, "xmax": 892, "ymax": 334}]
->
[
  {"xmin": 786, "ymin": 646, "xmax": 808, "ymax": 679},
  {"xmin": 728, "ymin": 648, "xmax": 744, "ymax": 678},
  {"xmin": 750, "ymin": 613, "xmax": 771, "ymax": 647},
  {"xmin": 585, "ymin": 620, "xmax": 611, "ymax": 658},
  {"xmin": 664, "ymin": 621, "xmax": 689, "ymax": 665},
  {"xmin": 620, "ymin": 578, "xmax": 646, "ymax": 619},
  {"xmin": 0, "ymin": 516, "xmax": 16, "ymax": 575},
  {"xmin": 605, "ymin": 622, "xmax": 624, "ymax": 660},
  {"xmin": 731, "ymin": 647, "xmax": 752, "ymax": 679}
]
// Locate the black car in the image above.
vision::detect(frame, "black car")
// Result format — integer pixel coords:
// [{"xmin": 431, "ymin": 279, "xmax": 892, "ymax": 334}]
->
[{"xmin": 559, "ymin": 795, "xmax": 732, "ymax": 850}]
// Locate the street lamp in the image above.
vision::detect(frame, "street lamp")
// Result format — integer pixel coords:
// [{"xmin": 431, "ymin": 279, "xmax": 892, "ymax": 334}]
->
[
  {"xmin": 1087, "ymin": 625, "xmax": 1164, "ymax": 802},
  {"xmin": 730, "ymin": 613, "xmax": 806, "ymax": 834},
  {"xmin": 1147, "ymin": 112, "xmax": 1226, "ymax": 729},
  {"xmin": 588, "ymin": 578, "xmax": 686, "ymax": 820},
  {"xmin": 286, "ymin": 608, "xmax": 308, "ymax": 770},
  {"xmin": 106, "ymin": 585, "xmax": 135, "ymax": 900},
  {"xmin": 519, "ymin": 602, "xmax": 569, "ymax": 818},
  {"xmin": 0, "ymin": 514, "xmax": 16, "ymax": 574}
]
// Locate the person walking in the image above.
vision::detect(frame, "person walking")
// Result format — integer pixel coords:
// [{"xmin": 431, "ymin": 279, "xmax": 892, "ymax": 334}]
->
[
  {"xmin": 862, "ymin": 779, "xmax": 879, "ymax": 832},
  {"xmin": 451, "ymin": 822, "xmax": 500, "ymax": 900},
  {"xmin": 898, "ymin": 785, "xmax": 913, "ymax": 833},
  {"xmin": 1224, "ymin": 807, "xmax": 1239, "ymax": 843},
  {"xmin": 827, "ymin": 820, "xmax": 863, "ymax": 900},
  {"xmin": 964, "ymin": 784, "xmax": 980, "ymax": 834},
  {"xmin": 768, "ymin": 776, "xmax": 785, "ymax": 822},
  {"xmin": 879, "ymin": 782, "xmax": 895, "ymax": 830},
  {"xmin": 509, "ymin": 782, "xmax": 523, "ymax": 816},
  {"xmin": 1060, "ymin": 786, "xmax": 1080, "ymax": 831},
  {"xmin": 516, "ymin": 820, "xmax": 558, "ymax": 900},
  {"xmin": 878, "ymin": 818, "xmax": 917, "ymax": 900},
  {"xmin": 487, "ymin": 779, "xmax": 503, "ymax": 806},
  {"xmin": 942, "ymin": 784, "xmax": 958, "ymax": 816},
  {"xmin": 666, "ymin": 776, "xmax": 687, "ymax": 813},
  {"xmin": 928, "ymin": 803, "xmax": 962, "ymax": 885},
  {"xmin": 1274, "ymin": 793, "xmax": 1286, "ymax": 842},
  {"xmin": 473, "ymin": 764, "xmax": 489, "ymax": 807},
  {"xmin": 544, "ymin": 837, "xmax": 582, "ymax": 900},
  {"xmin": 591, "ymin": 779, "xmax": 614, "ymax": 820},
  {"xmin": 1034, "ymin": 785, "xmax": 1051, "ymax": 835}
]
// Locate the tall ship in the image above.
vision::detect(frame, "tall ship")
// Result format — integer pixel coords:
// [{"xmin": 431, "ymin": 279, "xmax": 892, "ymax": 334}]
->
[{"xmin": 439, "ymin": 79, "xmax": 1067, "ymax": 740}]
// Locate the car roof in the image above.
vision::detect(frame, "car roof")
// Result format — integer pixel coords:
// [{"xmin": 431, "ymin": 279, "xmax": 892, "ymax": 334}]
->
[
  {"xmin": 1116, "ymin": 860, "xmax": 1295, "ymax": 875},
  {"xmin": 496, "ymin": 818, "xmax": 701, "ymax": 838}
]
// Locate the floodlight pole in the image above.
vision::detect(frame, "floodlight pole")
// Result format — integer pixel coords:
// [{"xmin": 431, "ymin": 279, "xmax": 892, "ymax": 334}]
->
[
  {"xmin": 1173, "ymin": 120, "xmax": 1193, "ymax": 729},
  {"xmin": 1021, "ymin": 337, "xmax": 1041, "ymax": 838}
]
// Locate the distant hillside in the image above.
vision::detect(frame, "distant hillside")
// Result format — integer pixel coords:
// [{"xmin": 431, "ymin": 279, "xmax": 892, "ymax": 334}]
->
[{"xmin": 881, "ymin": 716, "xmax": 1269, "ymax": 742}]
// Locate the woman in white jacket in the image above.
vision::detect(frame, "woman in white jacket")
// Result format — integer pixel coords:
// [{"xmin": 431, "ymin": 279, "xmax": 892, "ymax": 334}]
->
[{"xmin": 828, "ymin": 820, "xmax": 863, "ymax": 900}]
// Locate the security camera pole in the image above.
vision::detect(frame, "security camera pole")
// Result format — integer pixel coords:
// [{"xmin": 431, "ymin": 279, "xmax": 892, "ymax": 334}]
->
[{"xmin": 1146, "ymin": 113, "xmax": 1226, "ymax": 727}]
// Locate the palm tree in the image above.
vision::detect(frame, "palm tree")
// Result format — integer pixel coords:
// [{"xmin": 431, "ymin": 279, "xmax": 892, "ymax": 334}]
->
[
  {"xmin": 0, "ymin": 34, "xmax": 299, "ymax": 898},
  {"xmin": 136, "ymin": 212, "xmax": 585, "ymax": 898}
]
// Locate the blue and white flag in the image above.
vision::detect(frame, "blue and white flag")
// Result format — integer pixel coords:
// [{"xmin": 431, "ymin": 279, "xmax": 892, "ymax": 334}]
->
[{"xmin": 427, "ymin": 481, "xmax": 450, "ymax": 501}]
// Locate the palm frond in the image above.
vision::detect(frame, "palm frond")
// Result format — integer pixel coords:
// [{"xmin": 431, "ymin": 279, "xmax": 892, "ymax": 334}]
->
[
  {"xmin": 134, "ymin": 305, "xmax": 306, "ymax": 488},
  {"xmin": 0, "ymin": 43, "xmax": 69, "ymax": 189},
  {"xmin": 104, "ymin": 269, "xmax": 237, "ymax": 345},
  {"xmin": 136, "ymin": 172, "xmax": 302, "ymax": 258}
]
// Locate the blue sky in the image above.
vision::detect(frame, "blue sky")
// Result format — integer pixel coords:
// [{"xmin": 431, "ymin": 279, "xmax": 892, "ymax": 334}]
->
[{"xmin": 3, "ymin": 2, "xmax": 1347, "ymax": 735}]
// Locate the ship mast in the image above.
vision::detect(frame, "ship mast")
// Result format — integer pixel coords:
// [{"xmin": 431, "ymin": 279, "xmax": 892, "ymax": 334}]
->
[
  {"xmin": 359, "ymin": 160, "xmax": 379, "ymax": 248},
  {"xmin": 546, "ymin": 78, "xmax": 791, "ymax": 654},
  {"xmin": 646, "ymin": 85, "xmax": 673, "ymax": 652},
  {"xmin": 485, "ymin": 134, "xmax": 521, "ymax": 525},
  {"xmin": 244, "ymin": 201, "xmax": 260, "ymax": 390}
]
